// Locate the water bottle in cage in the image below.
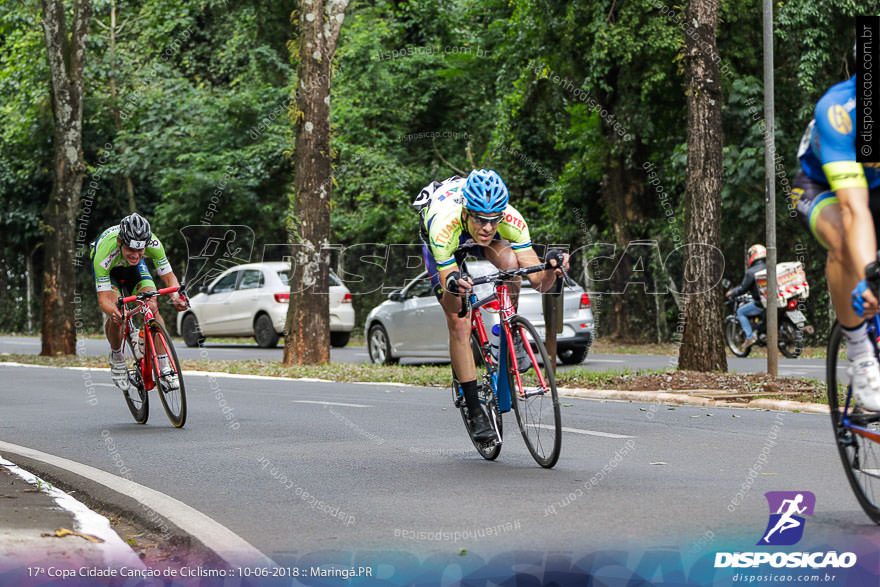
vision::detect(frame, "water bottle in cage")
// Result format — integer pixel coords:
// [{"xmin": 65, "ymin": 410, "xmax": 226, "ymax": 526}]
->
[
  {"xmin": 129, "ymin": 327, "xmax": 143, "ymax": 360},
  {"xmin": 488, "ymin": 323, "xmax": 501, "ymax": 361}
]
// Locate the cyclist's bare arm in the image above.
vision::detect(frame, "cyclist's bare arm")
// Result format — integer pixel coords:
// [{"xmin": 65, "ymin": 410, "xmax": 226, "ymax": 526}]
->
[
  {"xmin": 98, "ymin": 290, "xmax": 123, "ymax": 324},
  {"xmin": 515, "ymin": 248, "xmax": 570, "ymax": 292},
  {"xmin": 838, "ymin": 185, "xmax": 879, "ymax": 315}
]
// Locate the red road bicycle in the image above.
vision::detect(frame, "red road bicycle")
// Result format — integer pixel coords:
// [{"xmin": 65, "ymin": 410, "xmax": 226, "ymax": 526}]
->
[
  {"xmin": 116, "ymin": 286, "xmax": 187, "ymax": 427},
  {"xmin": 452, "ymin": 263, "xmax": 562, "ymax": 468}
]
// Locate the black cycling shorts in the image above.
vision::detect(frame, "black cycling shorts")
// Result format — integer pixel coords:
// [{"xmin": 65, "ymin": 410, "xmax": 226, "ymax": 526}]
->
[{"xmin": 792, "ymin": 170, "xmax": 880, "ymax": 248}]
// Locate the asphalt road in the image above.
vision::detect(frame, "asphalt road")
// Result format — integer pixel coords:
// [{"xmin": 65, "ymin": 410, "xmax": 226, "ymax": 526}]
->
[
  {"xmin": 0, "ymin": 362, "xmax": 875, "ymax": 571},
  {"xmin": 0, "ymin": 336, "xmax": 834, "ymax": 379}
]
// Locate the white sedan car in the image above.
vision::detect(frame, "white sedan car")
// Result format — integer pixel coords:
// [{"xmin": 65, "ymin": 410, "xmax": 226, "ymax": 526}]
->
[
  {"xmin": 176, "ymin": 262, "xmax": 355, "ymax": 348},
  {"xmin": 364, "ymin": 260, "xmax": 595, "ymax": 365}
]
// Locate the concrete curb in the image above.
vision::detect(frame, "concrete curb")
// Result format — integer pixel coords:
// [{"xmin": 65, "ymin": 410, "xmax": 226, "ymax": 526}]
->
[
  {"xmin": 558, "ymin": 387, "xmax": 829, "ymax": 414},
  {"xmin": 0, "ymin": 441, "xmax": 276, "ymax": 570}
]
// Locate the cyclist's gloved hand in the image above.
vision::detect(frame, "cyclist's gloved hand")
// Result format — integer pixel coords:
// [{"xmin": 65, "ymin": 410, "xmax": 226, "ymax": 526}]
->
[
  {"xmin": 853, "ymin": 279, "xmax": 870, "ymax": 317},
  {"xmin": 445, "ymin": 271, "xmax": 462, "ymax": 295},
  {"xmin": 545, "ymin": 249, "xmax": 564, "ymax": 270}
]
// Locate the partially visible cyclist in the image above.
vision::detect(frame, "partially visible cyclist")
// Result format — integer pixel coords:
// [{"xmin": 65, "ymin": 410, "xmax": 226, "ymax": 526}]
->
[
  {"xmin": 725, "ymin": 244, "xmax": 767, "ymax": 351},
  {"xmin": 414, "ymin": 169, "xmax": 570, "ymax": 440},
  {"xmin": 793, "ymin": 42, "xmax": 880, "ymax": 410},
  {"xmin": 90, "ymin": 213, "xmax": 188, "ymax": 391}
]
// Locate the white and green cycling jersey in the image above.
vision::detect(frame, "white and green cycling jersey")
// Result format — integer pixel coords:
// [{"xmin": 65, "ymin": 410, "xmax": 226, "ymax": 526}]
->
[{"xmin": 90, "ymin": 225, "xmax": 172, "ymax": 292}]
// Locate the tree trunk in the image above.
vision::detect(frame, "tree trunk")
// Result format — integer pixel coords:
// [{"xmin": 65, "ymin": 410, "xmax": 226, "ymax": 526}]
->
[
  {"xmin": 601, "ymin": 147, "xmax": 650, "ymax": 342},
  {"xmin": 678, "ymin": 0, "xmax": 727, "ymax": 372},
  {"xmin": 27, "ymin": 249, "xmax": 36, "ymax": 333},
  {"xmin": 283, "ymin": 0, "xmax": 349, "ymax": 366},
  {"xmin": 40, "ymin": 0, "xmax": 92, "ymax": 356}
]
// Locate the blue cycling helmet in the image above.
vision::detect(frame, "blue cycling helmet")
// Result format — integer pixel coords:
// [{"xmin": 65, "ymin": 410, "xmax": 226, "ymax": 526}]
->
[{"xmin": 463, "ymin": 169, "xmax": 509, "ymax": 214}]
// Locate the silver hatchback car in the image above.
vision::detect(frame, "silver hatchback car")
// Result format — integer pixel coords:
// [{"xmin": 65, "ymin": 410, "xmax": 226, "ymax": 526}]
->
[{"xmin": 364, "ymin": 260, "xmax": 595, "ymax": 365}]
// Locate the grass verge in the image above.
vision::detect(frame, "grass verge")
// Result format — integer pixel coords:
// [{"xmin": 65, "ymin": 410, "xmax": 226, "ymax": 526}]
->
[
  {"xmin": 1, "ymin": 353, "xmax": 828, "ymax": 405},
  {"xmin": 589, "ymin": 340, "xmax": 829, "ymax": 359}
]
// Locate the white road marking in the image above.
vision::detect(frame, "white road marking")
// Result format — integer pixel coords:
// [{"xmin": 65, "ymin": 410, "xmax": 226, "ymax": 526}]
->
[
  {"xmin": 292, "ymin": 400, "xmax": 372, "ymax": 408},
  {"xmin": 350, "ymin": 380, "xmax": 415, "ymax": 388},
  {"xmin": 0, "ymin": 441, "xmax": 276, "ymax": 569},
  {"xmin": 536, "ymin": 424, "xmax": 634, "ymax": 439}
]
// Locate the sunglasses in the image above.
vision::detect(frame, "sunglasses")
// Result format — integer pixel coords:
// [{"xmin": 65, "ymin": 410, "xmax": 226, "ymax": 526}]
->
[{"xmin": 469, "ymin": 213, "xmax": 504, "ymax": 227}]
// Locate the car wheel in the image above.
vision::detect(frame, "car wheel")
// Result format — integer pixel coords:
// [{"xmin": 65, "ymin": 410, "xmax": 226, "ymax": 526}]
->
[
  {"xmin": 558, "ymin": 346, "xmax": 588, "ymax": 365},
  {"xmin": 254, "ymin": 313, "xmax": 279, "ymax": 348},
  {"xmin": 181, "ymin": 313, "xmax": 205, "ymax": 348},
  {"xmin": 368, "ymin": 324, "xmax": 398, "ymax": 365},
  {"xmin": 330, "ymin": 331, "xmax": 351, "ymax": 348}
]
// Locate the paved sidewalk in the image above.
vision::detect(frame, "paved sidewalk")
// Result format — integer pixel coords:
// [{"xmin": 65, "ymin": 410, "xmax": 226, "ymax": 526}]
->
[{"xmin": 0, "ymin": 459, "xmax": 142, "ymax": 580}]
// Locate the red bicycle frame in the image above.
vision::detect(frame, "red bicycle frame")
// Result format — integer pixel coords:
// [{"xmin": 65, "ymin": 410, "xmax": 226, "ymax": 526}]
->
[
  {"xmin": 469, "ymin": 281, "xmax": 549, "ymax": 398},
  {"xmin": 119, "ymin": 286, "xmax": 180, "ymax": 392}
]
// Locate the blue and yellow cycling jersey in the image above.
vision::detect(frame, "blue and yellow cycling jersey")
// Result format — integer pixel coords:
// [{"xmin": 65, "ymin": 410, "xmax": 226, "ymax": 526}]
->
[{"xmin": 799, "ymin": 75, "xmax": 880, "ymax": 191}]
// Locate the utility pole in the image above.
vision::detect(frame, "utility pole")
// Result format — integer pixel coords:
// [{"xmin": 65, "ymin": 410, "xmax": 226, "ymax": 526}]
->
[{"xmin": 763, "ymin": 0, "xmax": 778, "ymax": 376}]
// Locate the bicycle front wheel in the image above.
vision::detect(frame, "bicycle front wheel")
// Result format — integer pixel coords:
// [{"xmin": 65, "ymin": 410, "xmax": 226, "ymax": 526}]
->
[
  {"xmin": 148, "ymin": 319, "xmax": 187, "ymax": 428},
  {"xmin": 507, "ymin": 315, "xmax": 561, "ymax": 468},
  {"xmin": 827, "ymin": 322, "xmax": 880, "ymax": 523},
  {"xmin": 123, "ymin": 329, "xmax": 149, "ymax": 424}
]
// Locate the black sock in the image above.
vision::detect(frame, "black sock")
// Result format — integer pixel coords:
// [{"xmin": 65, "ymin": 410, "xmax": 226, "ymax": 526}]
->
[{"xmin": 461, "ymin": 380, "xmax": 480, "ymax": 414}]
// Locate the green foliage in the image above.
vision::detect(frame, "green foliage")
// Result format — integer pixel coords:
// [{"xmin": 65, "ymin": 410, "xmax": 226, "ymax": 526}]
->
[{"xmin": 1, "ymin": 0, "xmax": 877, "ymax": 343}]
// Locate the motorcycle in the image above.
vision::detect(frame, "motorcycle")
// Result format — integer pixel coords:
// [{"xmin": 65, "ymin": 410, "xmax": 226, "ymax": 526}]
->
[{"xmin": 723, "ymin": 292, "xmax": 812, "ymax": 358}]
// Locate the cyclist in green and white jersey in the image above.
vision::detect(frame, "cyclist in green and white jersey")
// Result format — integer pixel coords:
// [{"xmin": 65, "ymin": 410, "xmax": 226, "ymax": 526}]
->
[{"xmin": 90, "ymin": 213, "xmax": 188, "ymax": 389}]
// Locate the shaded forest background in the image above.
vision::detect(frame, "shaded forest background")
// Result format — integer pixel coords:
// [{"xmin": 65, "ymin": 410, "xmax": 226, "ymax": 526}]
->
[{"xmin": 0, "ymin": 0, "xmax": 870, "ymax": 342}]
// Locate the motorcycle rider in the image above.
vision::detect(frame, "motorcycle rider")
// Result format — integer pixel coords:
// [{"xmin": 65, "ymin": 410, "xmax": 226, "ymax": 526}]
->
[{"xmin": 725, "ymin": 244, "xmax": 767, "ymax": 351}]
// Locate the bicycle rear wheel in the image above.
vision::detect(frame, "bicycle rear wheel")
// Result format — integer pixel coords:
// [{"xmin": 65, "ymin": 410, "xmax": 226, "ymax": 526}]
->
[
  {"xmin": 122, "ymin": 328, "xmax": 149, "ymax": 424},
  {"xmin": 507, "ymin": 315, "xmax": 561, "ymax": 468},
  {"xmin": 453, "ymin": 334, "xmax": 502, "ymax": 460},
  {"xmin": 148, "ymin": 319, "xmax": 187, "ymax": 428},
  {"xmin": 827, "ymin": 321, "xmax": 880, "ymax": 523}
]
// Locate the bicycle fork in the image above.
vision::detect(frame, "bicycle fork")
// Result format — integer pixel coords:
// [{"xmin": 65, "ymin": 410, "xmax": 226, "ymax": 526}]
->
[{"xmin": 502, "ymin": 319, "xmax": 549, "ymax": 398}]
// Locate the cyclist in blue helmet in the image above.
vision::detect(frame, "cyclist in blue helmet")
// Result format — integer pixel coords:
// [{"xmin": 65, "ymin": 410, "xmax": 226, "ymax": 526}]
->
[
  {"xmin": 413, "ymin": 169, "xmax": 570, "ymax": 439},
  {"xmin": 463, "ymin": 168, "xmax": 509, "ymax": 213}
]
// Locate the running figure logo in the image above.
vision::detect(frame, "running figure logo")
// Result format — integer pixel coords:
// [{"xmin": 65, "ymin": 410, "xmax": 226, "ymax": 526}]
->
[{"xmin": 758, "ymin": 491, "xmax": 816, "ymax": 546}]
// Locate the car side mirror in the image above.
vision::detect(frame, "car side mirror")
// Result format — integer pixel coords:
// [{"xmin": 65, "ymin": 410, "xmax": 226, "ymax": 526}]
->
[
  {"xmin": 389, "ymin": 289, "xmax": 404, "ymax": 302},
  {"xmin": 200, "ymin": 284, "xmax": 209, "ymax": 294}
]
